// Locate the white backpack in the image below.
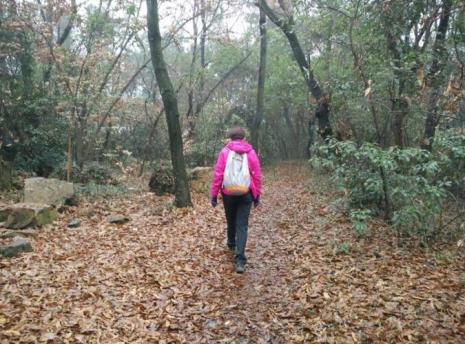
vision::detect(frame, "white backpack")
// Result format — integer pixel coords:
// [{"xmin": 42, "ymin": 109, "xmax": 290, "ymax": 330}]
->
[{"xmin": 223, "ymin": 150, "xmax": 250, "ymax": 195}]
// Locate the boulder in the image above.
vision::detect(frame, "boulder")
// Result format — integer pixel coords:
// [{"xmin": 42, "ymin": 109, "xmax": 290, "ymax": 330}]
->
[
  {"xmin": 4, "ymin": 203, "xmax": 58, "ymax": 229},
  {"xmin": 148, "ymin": 165, "xmax": 212, "ymax": 195},
  {"xmin": 190, "ymin": 167, "xmax": 212, "ymax": 193},
  {"xmin": 0, "ymin": 229, "xmax": 39, "ymax": 239},
  {"xmin": 0, "ymin": 204, "xmax": 9, "ymax": 222},
  {"xmin": 24, "ymin": 177, "xmax": 74, "ymax": 207},
  {"xmin": 0, "ymin": 238, "xmax": 32, "ymax": 257},
  {"xmin": 107, "ymin": 214, "xmax": 130, "ymax": 224},
  {"xmin": 68, "ymin": 218, "xmax": 81, "ymax": 228},
  {"xmin": 149, "ymin": 165, "xmax": 175, "ymax": 195}
]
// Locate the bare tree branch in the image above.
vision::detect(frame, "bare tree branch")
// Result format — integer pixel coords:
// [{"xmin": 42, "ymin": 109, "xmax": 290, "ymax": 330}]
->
[{"xmin": 194, "ymin": 50, "xmax": 252, "ymax": 116}]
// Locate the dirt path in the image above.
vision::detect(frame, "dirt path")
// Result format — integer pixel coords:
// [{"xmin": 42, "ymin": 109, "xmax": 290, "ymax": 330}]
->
[{"xmin": 1, "ymin": 164, "xmax": 464, "ymax": 343}]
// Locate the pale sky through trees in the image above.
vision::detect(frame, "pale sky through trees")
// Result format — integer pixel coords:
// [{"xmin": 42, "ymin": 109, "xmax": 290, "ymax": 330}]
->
[{"xmin": 82, "ymin": 0, "xmax": 252, "ymax": 39}]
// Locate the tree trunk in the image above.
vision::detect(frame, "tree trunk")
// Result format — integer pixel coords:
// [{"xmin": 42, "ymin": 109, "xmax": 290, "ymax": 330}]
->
[
  {"xmin": 139, "ymin": 103, "xmax": 164, "ymax": 177},
  {"xmin": 0, "ymin": 157, "xmax": 12, "ymax": 191},
  {"xmin": 307, "ymin": 116, "xmax": 316, "ymax": 158},
  {"xmin": 282, "ymin": 105, "xmax": 298, "ymax": 157},
  {"xmin": 199, "ymin": 0, "xmax": 207, "ymax": 93},
  {"xmin": 75, "ymin": 114, "xmax": 87, "ymax": 169},
  {"xmin": 185, "ymin": 0, "xmax": 199, "ymax": 124},
  {"xmin": 251, "ymin": 6, "xmax": 267, "ymax": 151},
  {"xmin": 391, "ymin": 98, "xmax": 408, "ymax": 147},
  {"xmin": 422, "ymin": 0, "xmax": 452, "ymax": 150},
  {"xmin": 348, "ymin": 2, "xmax": 383, "ymax": 146},
  {"xmin": 147, "ymin": 0, "xmax": 192, "ymax": 207},
  {"xmin": 258, "ymin": 0, "xmax": 332, "ymax": 142},
  {"xmin": 385, "ymin": 33, "xmax": 407, "ymax": 147}
]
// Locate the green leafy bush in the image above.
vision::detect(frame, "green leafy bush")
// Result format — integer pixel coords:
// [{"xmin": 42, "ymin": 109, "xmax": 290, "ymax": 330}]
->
[
  {"xmin": 311, "ymin": 130, "xmax": 465, "ymax": 242},
  {"xmin": 75, "ymin": 181, "xmax": 128, "ymax": 199},
  {"xmin": 78, "ymin": 162, "xmax": 117, "ymax": 185},
  {"xmin": 14, "ymin": 117, "xmax": 68, "ymax": 177},
  {"xmin": 350, "ymin": 209, "xmax": 372, "ymax": 237}
]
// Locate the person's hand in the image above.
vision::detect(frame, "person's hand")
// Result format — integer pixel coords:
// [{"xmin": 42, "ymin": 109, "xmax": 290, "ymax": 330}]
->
[
  {"xmin": 211, "ymin": 196, "xmax": 218, "ymax": 208},
  {"xmin": 253, "ymin": 196, "xmax": 260, "ymax": 208}
]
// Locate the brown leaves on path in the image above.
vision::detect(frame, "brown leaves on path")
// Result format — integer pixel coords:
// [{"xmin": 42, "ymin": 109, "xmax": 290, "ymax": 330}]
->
[{"xmin": 1, "ymin": 164, "xmax": 464, "ymax": 343}]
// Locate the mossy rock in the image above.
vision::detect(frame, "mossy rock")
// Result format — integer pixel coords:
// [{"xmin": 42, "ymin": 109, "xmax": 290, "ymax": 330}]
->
[
  {"xmin": 0, "ymin": 205, "xmax": 9, "ymax": 222},
  {"xmin": 0, "ymin": 229, "xmax": 38, "ymax": 239},
  {"xmin": 149, "ymin": 165, "xmax": 211, "ymax": 195},
  {"xmin": 0, "ymin": 238, "xmax": 32, "ymax": 257},
  {"xmin": 190, "ymin": 167, "xmax": 212, "ymax": 194},
  {"xmin": 149, "ymin": 165, "xmax": 176, "ymax": 196},
  {"xmin": 24, "ymin": 177, "xmax": 74, "ymax": 207},
  {"xmin": 4, "ymin": 203, "xmax": 58, "ymax": 229}
]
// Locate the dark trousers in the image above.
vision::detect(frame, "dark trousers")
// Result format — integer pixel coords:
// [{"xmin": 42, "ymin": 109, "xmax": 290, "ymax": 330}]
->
[{"xmin": 222, "ymin": 193, "xmax": 252, "ymax": 264}]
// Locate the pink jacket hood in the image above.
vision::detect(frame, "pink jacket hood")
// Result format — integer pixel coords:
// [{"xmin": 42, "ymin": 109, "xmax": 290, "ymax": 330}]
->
[
  {"xmin": 210, "ymin": 139, "xmax": 262, "ymax": 199},
  {"xmin": 226, "ymin": 140, "xmax": 253, "ymax": 154}
]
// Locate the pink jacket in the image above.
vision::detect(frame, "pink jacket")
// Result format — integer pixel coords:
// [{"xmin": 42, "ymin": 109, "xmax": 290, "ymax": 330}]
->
[{"xmin": 210, "ymin": 140, "xmax": 262, "ymax": 199}]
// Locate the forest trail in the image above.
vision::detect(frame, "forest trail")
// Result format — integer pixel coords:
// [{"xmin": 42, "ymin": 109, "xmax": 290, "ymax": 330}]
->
[{"xmin": 1, "ymin": 164, "xmax": 464, "ymax": 343}]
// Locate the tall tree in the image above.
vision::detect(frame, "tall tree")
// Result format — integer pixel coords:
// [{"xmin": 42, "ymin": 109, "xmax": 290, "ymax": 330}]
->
[
  {"xmin": 147, "ymin": 0, "xmax": 192, "ymax": 207},
  {"xmin": 251, "ymin": 6, "xmax": 268, "ymax": 151},
  {"xmin": 422, "ymin": 0, "xmax": 453, "ymax": 150},
  {"xmin": 258, "ymin": 0, "xmax": 332, "ymax": 143}
]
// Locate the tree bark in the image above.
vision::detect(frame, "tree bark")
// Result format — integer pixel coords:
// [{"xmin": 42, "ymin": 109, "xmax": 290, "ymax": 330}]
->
[
  {"xmin": 251, "ymin": 6, "xmax": 267, "ymax": 151},
  {"xmin": 282, "ymin": 105, "xmax": 298, "ymax": 157},
  {"xmin": 0, "ymin": 157, "xmax": 12, "ymax": 191},
  {"xmin": 422, "ymin": 0, "xmax": 453, "ymax": 150},
  {"xmin": 391, "ymin": 97, "xmax": 408, "ymax": 146},
  {"xmin": 147, "ymin": 0, "xmax": 192, "ymax": 207},
  {"xmin": 199, "ymin": 0, "xmax": 207, "ymax": 93},
  {"xmin": 348, "ymin": 0, "xmax": 384, "ymax": 146},
  {"xmin": 383, "ymin": 21, "xmax": 408, "ymax": 147},
  {"xmin": 257, "ymin": 0, "xmax": 332, "ymax": 142}
]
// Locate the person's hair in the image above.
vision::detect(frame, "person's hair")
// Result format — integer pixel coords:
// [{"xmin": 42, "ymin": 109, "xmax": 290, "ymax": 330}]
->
[{"xmin": 228, "ymin": 127, "xmax": 246, "ymax": 140}]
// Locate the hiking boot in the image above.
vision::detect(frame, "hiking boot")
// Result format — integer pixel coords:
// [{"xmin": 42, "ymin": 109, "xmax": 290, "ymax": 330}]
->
[
  {"xmin": 235, "ymin": 262, "xmax": 246, "ymax": 273},
  {"xmin": 227, "ymin": 244, "xmax": 236, "ymax": 252}
]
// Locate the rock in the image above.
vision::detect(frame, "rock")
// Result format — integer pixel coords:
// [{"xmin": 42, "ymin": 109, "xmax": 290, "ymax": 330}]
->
[
  {"xmin": 24, "ymin": 177, "xmax": 74, "ymax": 207},
  {"xmin": 84, "ymin": 208, "xmax": 96, "ymax": 218},
  {"xmin": 4, "ymin": 203, "xmax": 58, "ymax": 229},
  {"xmin": 0, "ymin": 229, "xmax": 38, "ymax": 239},
  {"xmin": 0, "ymin": 204, "xmax": 9, "ymax": 222},
  {"xmin": 206, "ymin": 319, "xmax": 218, "ymax": 329},
  {"xmin": 190, "ymin": 166, "xmax": 211, "ymax": 178},
  {"xmin": 190, "ymin": 167, "xmax": 212, "ymax": 193},
  {"xmin": 64, "ymin": 195, "xmax": 79, "ymax": 207},
  {"xmin": 149, "ymin": 165, "xmax": 212, "ymax": 195},
  {"xmin": 68, "ymin": 218, "xmax": 81, "ymax": 228},
  {"xmin": 149, "ymin": 165, "xmax": 175, "ymax": 195},
  {"xmin": 0, "ymin": 238, "xmax": 32, "ymax": 257},
  {"xmin": 107, "ymin": 214, "xmax": 130, "ymax": 224}
]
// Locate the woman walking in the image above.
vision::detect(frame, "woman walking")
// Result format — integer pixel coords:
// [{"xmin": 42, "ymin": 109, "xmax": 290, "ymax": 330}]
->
[{"xmin": 210, "ymin": 127, "xmax": 262, "ymax": 273}]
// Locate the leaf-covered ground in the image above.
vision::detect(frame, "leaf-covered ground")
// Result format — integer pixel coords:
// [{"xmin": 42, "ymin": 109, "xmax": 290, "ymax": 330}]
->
[{"xmin": 1, "ymin": 164, "xmax": 464, "ymax": 343}]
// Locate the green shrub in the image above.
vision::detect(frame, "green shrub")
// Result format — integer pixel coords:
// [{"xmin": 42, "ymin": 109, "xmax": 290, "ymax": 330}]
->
[
  {"xmin": 78, "ymin": 162, "xmax": 117, "ymax": 185},
  {"xmin": 311, "ymin": 130, "xmax": 465, "ymax": 242},
  {"xmin": 336, "ymin": 241, "xmax": 351, "ymax": 255},
  {"xmin": 350, "ymin": 209, "xmax": 372, "ymax": 237},
  {"xmin": 14, "ymin": 116, "xmax": 68, "ymax": 177},
  {"xmin": 75, "ymin": 181, "xmax": 128, "ymax": 199}
]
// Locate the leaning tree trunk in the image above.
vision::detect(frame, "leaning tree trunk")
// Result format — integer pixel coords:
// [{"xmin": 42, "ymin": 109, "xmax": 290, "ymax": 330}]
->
[
  {"xmin": 422, "ymin": 0, "xmax": 452, "ymax": 150},
  {"xmin": 251, "ymin": 6, "xmax": 267, "ymax": 151},
  {"xmin": 147, "ymin": 0, "xmax": 192, "ymax": 207},
  {"xmin": 258, "ymin": 0, "xmax": 332, "ymax": 143}
]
